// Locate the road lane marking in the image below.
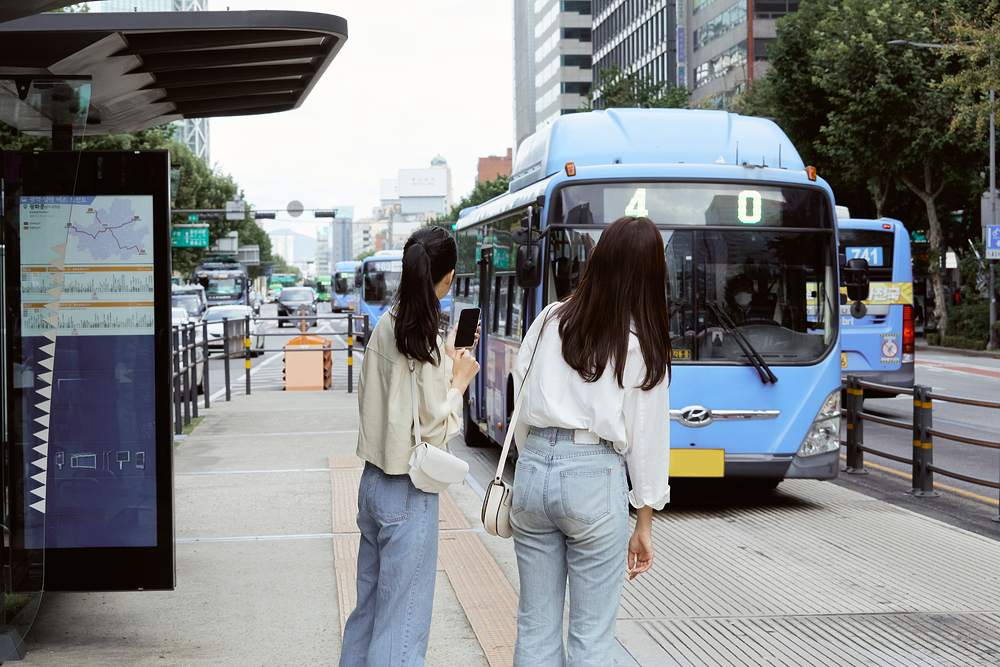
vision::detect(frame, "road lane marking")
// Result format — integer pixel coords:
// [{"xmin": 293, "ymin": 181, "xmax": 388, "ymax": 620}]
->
[{"xmin": 916, "ymin": 359, "xmax": 1000, "ymax": 380}]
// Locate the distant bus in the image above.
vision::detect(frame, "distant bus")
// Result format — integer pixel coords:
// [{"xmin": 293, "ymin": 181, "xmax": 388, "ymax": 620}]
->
[
  {"xmin": 332, "ymin": 260, "xmax": 357, "ymax": 312},
  {"xmin": 356, "ymin": 250, "xmax": 450, "ymax": 341},
  {"xmin": 455, "ymin": 109, "xmax": 848, "ymax": 486},
  {"xmin": 837, "ymin": 214, "xmax": 914, "ymax": 396},
  {"xmin": 315, "ymin": 274, "xmax": 332, "ymax": 303},
  {"xmin": 194, "ymin": 258, "xmax": 248, "ymax": 307}
]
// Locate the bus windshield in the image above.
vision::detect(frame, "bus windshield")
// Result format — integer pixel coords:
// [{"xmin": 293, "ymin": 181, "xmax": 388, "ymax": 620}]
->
[
  {"xmin": 205, "ymin": 276, "xmax": 244, "ymax": 295},
  {"xmin": 334, "ymin": 272, "xmax": 354, "ymax": 294},
  {"xmin": 363, "ymin": 260, "xmax": 402, "ymax": 304},
  {"xmin": 552, "ymin": 182, "xmax": 837, "ymax": 364}
]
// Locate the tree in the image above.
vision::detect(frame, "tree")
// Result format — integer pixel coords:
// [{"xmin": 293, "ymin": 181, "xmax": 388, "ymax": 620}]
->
[
  {"xmin": 354, "ymin": 249, "xmax": 376, "ymax": 262},
  {"xmin": 738, "ymin": 0, "xmax": 987, "ymax": 336},
  {"xmin": 431, "ymin": 174, "xmax": 511, "ymax": 230},
  {"xmin": 581, "ymin": 62, "xmax": 692, "ymax": 110}
]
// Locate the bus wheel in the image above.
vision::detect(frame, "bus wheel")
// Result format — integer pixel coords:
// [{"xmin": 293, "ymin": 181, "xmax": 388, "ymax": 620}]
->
[{"xmin": 463, "ymin": 391, "xmax": 489, "ymax": 448}]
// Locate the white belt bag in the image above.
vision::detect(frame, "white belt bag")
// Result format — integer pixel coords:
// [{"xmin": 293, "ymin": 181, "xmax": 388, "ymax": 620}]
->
[{"xmin": 407, "ymin": 358, "xmax": 468, "ymax": 494}]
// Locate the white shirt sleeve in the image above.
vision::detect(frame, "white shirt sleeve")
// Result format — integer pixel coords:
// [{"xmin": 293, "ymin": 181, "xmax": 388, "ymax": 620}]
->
[{"xmin": 622, "ymin": 347, "xmax": 671, "ymax": 510}]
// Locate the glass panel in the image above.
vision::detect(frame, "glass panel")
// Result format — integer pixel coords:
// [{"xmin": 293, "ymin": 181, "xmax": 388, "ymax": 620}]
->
[
  {"xmin": 546, "ymin": 227, "xmax": 601, "ymax": 302},
  {"xmin": 838, "ymin": 229, "xmax": 895, "ymax": 281},
  {"xmin": 362, "ymin": 259, "xmax": 401, "ymax": 305}
]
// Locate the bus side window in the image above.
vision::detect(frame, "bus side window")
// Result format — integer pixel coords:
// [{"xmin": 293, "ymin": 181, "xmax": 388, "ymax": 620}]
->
[{"xmin": 505, "ymin": 275, "xmax": 515, "ymax": 337}]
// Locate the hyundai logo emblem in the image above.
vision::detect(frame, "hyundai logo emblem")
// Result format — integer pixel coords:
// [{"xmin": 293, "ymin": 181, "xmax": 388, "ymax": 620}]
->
[{"xmin": 679, "ymin": 405, "xmax": 714, "ymax": 428}]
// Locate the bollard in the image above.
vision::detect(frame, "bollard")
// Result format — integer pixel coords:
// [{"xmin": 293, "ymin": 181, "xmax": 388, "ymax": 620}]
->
[
  {"xmin": 223, "ymin": 317, "xmax": 232, "ymax": 402},
  {"xmin": 202, "ymin": 320, "xmax": 211, "ymax": 409},
  {"xmin": 245, "ymin": 316, "xmax": 252, "ymax": 396},
  {"xmin": 913, "ymin": 386, "xmax": 939, "ymax": 498},
  {"xmin": 187, "ymin": 324, "xmax": 198, "ymax": 420},
  {"xmin": 347, "ymin": 313, "xmax": 354, "ymax": 394},
  {"xmin": 181, "ymin": 326, "xmax": 191, "ymax": 427},
  {"xmin": 173, "ymin": 329, "xmax": 183, "ymax": 436},
  {"xmin": 910, "ymin": 384, "xmax": 922, "ymax": 493},
  {"xmin": 844, "ymin": 375, "xmax": 867, "ymax": 474}
]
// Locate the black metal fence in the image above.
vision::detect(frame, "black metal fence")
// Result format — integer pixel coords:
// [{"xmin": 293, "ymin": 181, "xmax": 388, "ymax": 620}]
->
[
  {"xmin": 842, "ymin": 374, "xmax": 1000, "ymax": 522},
  {"xmin": 170, "ymin": 313, "xmax": 370, "ymax": 436}
]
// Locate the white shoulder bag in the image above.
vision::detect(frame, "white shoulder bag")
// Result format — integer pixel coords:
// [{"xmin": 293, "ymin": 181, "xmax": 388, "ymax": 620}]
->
[{"xmin": 407, "ymin": 358, "xmax": 469, "ymax": 494}]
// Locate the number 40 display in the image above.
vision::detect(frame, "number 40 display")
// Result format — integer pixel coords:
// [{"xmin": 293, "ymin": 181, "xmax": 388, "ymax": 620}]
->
[{"xmin": 623, "ymin": 188, "xmax": 763, "ymax": 224}]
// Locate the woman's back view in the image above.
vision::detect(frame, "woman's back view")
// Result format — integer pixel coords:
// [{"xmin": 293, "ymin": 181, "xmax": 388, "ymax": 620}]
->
[{"xmin": 510, "ymin": 215, "xmax": 672, "ymax": 667}]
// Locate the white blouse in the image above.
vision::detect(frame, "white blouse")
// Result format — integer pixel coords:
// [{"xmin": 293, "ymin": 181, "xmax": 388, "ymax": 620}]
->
[{"xmin": 512, "ymin": 302, "xmax": 671, "ymax": 510}]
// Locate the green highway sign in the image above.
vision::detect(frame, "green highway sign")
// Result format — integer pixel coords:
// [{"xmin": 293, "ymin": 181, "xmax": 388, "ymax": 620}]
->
[
  {"xmin": 187, "ymin": 214, "xmax": 199, "ymax": 223},
  {"xmin": 171, "ymin": 227, "xmax": 209, "ymax": 248}
]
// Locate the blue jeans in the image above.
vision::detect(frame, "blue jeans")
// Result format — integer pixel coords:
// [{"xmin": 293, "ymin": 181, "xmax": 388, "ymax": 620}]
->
[
  {"xmin": 339, "ymin": 461, "xmax": 440, "ymax": 667},
  {"xmin": 511, "ymin": 427, "xmax": 629, "ymax": 667}
]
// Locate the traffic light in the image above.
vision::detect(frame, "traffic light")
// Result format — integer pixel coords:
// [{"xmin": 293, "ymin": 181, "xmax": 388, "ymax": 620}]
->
[
  {"xmin": 197, "ymin": 213, "xmax": 219, "ymax": 222},
  {"xmin": 254, "ymin": 211, "xmax": 276, "ymax": 219},
  {"xmin": 314, "ymin": 210, "xmax": 338, "ymax": 218}
]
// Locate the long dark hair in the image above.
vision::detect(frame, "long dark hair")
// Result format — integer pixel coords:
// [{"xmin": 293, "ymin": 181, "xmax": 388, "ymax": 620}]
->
[
  {"xmin": 392, "ymin": 226, "xmax": 457, "ymax": 365},
  {"xmin": 558, "ymin": 216, "xmax": 671, "ymax": 390}
]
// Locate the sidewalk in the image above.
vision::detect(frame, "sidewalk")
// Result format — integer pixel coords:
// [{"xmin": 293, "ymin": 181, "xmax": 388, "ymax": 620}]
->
[{"xmin": 17, "ymin": 388, "xmax": 1000, "ymax": 666}]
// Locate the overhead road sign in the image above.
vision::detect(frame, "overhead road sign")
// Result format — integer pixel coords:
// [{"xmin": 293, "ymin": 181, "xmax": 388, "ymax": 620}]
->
[
  {"xmin": 171, "ymin": 227, "xmax": 210, "ymax": 248},
  {"xmin": 0, "ymin": 10, "xmax": 348, "ymax": 137}
]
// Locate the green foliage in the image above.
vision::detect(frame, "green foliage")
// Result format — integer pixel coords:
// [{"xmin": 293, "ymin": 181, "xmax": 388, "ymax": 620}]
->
[
  {"xmin": 926, "ymin": 332, "xmax": 941, "ymax": 345},
  {"xmin": 582, "ymin": 62, "xmax": 692, "ymax": 111},
  {"xmin": 48, "ymin": 3, "xmax": 90, "ymax": 12},
  {"xmin": 354, "ymin": 249, "xmax": 376, "ymax": 262},
  {"xmin": 431, "ymin": 174, "xmax": 511, "ymax": 230}
]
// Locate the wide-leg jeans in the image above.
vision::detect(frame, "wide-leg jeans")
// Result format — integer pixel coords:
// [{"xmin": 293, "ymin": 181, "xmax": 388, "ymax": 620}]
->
[
  {"xmin": 339, "ymin": 461, "xmax": 440, "ymax": 667},
  {"xmin": 511, "ymin": 427, "xmax": 629, "ymax": 667}
]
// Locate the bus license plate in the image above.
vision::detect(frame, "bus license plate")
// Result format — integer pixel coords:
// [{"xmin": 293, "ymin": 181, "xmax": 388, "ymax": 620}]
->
[
  {"xmin": 669, "ymin": 449, "xmax": 724, "ymax": 477},
  {"xmin": 841, "ymin": 352, "xmax": 847, "ymax": 368}
]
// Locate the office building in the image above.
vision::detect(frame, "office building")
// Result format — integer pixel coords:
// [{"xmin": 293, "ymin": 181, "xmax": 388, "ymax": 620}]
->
[
  {"xmin": 326, "ymin": 206, "xmax": 355, "ymax": 266},
  {"xmin": 379, "ymin": 156, "xmax": 453, "ymax": 242},
  {"xmin": 514, "ymin": 0, "xmax": 593, "ymax": 149},
  {"xmin": 591, "ymin": 0, "xmax": 677, "ymax": 107},
  {"xmin": 94, "ymin": 0, "xmax": 211, "ymax": 162},
  {"xmin": 315, "ymin": 227, "xmax": 329, "ymax": 276}
]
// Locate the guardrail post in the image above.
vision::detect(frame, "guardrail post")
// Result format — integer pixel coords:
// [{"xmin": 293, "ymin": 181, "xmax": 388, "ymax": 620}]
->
[
  {"xmin": 844, "ymin": 375, "xmax": 867, "ymax": 474},
  {"xmin": 909, "ymin": 384, "xmax": 923, "ymax": 493},
  {"xmin": 244, "ymin": 315, "xmax": 252, "ymax": 396},
  {"xmin": 181, "ymin": 326, "xmax": 191, "ymax": 427},
  {"xmin": 173, "ymin": 329, "xmax": 183, "ymax": 436},
  {"xmin": 223, "ymin": 317, "xmax": 232, "ymax": 402},
  {"xmin": 347, "ymin": 313, "xmax": 354, "ymax": 394},
  {"xmin": 364, "ymin": 314, "xmax": 370, "ymax": 343},
  {"xmin": 187, "ymin": 324, "xmax": 198, "ymax": 420},
  {"xmin": 913, "ymin": 386, "xmax": 939, "ymax": 498},
  {"xmin": 202, "ymin": 320, "xmax": 211, "ymax": 409}
]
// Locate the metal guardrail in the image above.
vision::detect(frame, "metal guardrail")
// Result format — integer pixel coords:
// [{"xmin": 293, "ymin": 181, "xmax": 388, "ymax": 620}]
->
[
  {"xmin": 842, "ymin": 374, "xmax": 1000, "ymax": 522},
  {"xmin": 171, "ymin": 313, "xmax": 370, "ymax": 429}
]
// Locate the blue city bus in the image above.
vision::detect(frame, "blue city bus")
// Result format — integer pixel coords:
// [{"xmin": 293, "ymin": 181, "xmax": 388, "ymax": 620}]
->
[
  {"xmin": 332, "ymin": 260, "xmax": 357, "ymax": 312},
  {"xmin": 454, "ymin": 109, "xmax": 847, "ymax": 484},
  {"xmin": 194, "ymin": 257, "xmax": 248, "ymax": 307},
  {"xmin": 837, "ymin": 214, "xmax": 914, "ymax": 396},
  {"xmin": 356, "ymin": 251, "xmax": 403, "ymax": 341}
]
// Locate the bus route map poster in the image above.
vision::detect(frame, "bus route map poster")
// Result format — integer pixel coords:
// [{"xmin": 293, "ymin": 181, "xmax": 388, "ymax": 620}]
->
[{"xmin": 19, "ymin": 195, "xmax": 157, "ymax": 550}]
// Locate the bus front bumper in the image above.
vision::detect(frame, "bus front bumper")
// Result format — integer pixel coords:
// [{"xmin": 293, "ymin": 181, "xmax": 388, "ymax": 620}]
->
[{"xmin": 724, "ymin": 449, "xmax": 840, "ymax": 480}]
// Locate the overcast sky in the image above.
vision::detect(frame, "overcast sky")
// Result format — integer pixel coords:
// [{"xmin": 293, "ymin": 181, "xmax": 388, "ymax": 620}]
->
[{"xmin": 205, "ymin": 0, "xmax": 514, "ymax": 236}]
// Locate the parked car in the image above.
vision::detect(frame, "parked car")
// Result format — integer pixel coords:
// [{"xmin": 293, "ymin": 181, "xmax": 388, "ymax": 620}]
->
[
  {"xmin": 172, "ymin": 283, "xmax": 208, "ymax": 320},
  {"xmin": 276, "ymin": 287, "xmax": 318, "ymax": 328},
  {"xmin": 203, "ymin": 305, "xmax": 265, "ymax": 356},
  {"xmin": 172, "ymin": 307, "xmax": 191, "ymax": 327}
]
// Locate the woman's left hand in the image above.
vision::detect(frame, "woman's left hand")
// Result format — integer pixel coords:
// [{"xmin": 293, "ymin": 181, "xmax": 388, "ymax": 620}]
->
[
  {"xmin": 627, "ymin": 505, "xmax": 654, "ymax": 580},
  {"xmin": 445, "ymin": 322, "xmax": 480, "ymax": 361}
]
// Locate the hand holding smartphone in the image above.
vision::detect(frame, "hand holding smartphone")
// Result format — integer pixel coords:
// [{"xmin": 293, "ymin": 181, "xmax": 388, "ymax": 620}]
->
[{"xmin": 453, "ymin": 307, "xmax": 481, "ymax": 349}]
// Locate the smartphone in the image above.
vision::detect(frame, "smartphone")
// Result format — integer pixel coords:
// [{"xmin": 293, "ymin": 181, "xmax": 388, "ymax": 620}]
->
[{"xmin": 453, "ymin": 307, "xmax": 481, "ymax": 349}]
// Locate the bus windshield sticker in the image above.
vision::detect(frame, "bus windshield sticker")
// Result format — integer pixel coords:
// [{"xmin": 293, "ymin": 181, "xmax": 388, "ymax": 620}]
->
[{"xmin": 845, "ymin": 246, "xmax": 883, "ymax": 266}]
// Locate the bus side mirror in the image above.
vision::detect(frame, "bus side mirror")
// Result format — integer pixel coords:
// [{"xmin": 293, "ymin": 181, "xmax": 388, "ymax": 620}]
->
[
  {"xmin": 844, "ymin": 257, "xmax": 870, "ymax": 318},
  {"xmin": 516, "ymin": 244, "xmax": 543, "ymax": 288}
]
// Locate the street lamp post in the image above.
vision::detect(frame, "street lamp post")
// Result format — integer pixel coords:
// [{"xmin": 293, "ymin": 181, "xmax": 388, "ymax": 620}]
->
[{"xmin": 887, "ymin": 39, "xmax": 996, "ymax": 348}]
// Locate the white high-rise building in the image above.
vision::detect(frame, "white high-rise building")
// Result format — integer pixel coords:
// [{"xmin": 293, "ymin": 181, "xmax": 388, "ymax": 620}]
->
[{"xmin": 95, "ymin": 0, "xmax": 211, "ymax": 162}]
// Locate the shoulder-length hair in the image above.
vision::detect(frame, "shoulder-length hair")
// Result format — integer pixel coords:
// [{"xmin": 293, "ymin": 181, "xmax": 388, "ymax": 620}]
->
[
  {"xmin": 558, "ymin": 216, "xmax": 671, "ymax": 390},
  {"xmin": 392, "ymin": 226, "xmax": 457, "ymax": 365}
]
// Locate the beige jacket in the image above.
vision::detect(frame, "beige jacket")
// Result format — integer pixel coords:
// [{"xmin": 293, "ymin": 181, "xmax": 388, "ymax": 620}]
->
[{"xmin": 356, "ymin": 310, "xmax": 463, "ymax": 475}]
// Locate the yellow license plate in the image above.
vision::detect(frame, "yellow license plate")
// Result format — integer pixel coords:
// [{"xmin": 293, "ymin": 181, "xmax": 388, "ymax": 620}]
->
[
  {"xmin": 670, "ymin": 449, "xmax": 724, "ymax": 477},
  {"xmin": 841, "ymin": 352, "xmax": 847, "ymax": 368}
]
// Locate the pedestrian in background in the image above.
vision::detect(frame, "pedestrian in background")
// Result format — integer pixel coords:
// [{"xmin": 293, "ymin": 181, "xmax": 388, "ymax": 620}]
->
[
  {"xmin": 339, "ymin": 226, "xmax": 480, "ymax": 667},
  {"xmin": 510, "ymin": 215, "xmax": 672, "ymax": 666}
]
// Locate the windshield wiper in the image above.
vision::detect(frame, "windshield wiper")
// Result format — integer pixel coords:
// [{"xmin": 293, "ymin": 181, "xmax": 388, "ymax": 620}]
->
[{"xmin": 704, "ymin": 301, "xmax": 778, "ymax": 385}]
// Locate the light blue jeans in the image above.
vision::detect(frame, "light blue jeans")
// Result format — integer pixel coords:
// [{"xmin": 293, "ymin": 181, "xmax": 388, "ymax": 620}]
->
[
  {"xmin": 339, "ymin": 461, "xmax": 440, "ymax": 667},
  {"xmin": 511, "ymin": 427, "xmax": 629, "ymax": 667}
]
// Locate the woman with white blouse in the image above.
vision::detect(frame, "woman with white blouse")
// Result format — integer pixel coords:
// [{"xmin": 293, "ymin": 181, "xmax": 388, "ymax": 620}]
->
[{"xmin": 510, "ymin": 215, "xmax": 671, "ymax": 667}]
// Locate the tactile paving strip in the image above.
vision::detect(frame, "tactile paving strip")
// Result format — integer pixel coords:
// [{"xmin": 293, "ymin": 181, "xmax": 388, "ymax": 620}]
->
[{"xmin": 438, "ymin": 531, "xmax": 519, "ymax": 667}]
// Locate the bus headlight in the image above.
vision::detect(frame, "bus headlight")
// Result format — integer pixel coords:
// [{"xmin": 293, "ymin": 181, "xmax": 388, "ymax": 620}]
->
[{"xmin": 797, "ymin": 389, "xmax": 841, "ymax": 457}]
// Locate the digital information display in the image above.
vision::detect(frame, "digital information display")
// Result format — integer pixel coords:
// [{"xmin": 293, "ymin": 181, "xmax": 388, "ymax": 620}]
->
[
  {"xmin": 605, "ymin": 186, "xmax": 785, "ymax": 226},
  {"xmin": 20, "ymin": 195, "xmax": 156, "ymax": 550},
  {"xmin": 4, "ymin": 151, "xmax": 174, "ymax": 592}
]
